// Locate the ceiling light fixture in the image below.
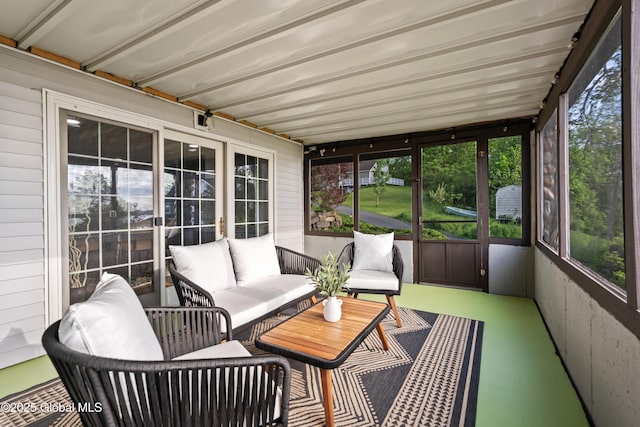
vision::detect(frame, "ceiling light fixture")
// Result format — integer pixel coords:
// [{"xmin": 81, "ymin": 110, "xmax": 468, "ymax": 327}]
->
[{"xmin": 568, "ymin": 32, "xmax": 581, "ymax": 48}]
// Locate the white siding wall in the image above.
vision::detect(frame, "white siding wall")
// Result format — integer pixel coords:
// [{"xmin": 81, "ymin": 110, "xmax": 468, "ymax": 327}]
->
[
  {"xmin": 0, "ymin": 80, "xmax": 47, "ymax": 368},
  {"xmin": 0, "ymin": 47, "xmax": 305, "ymax": 368}
]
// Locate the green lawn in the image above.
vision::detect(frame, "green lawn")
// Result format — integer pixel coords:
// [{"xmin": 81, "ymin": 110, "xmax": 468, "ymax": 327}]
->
[
  {"xmin": 343, "ymin": 186, "xmax": 412, "ymax": 221},
  {"xmin": 339, "ymin": 185, "xmax": 520, "ymax": 239}
]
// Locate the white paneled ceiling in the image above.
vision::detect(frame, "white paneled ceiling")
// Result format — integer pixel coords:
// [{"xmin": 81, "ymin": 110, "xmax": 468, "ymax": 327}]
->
[{"xmin": 1, "ymin": 0, "xmax": 594, "ymax": 144}]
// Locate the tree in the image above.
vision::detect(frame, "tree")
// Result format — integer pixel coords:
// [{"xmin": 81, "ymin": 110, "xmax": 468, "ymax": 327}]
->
[
  {"xmin": 372, "ymin": 159, "xmax": 390, "ymax": 207},
  {"xmin": 310, "ymin": 163, "xmax": 349, "ymax": 211},
  {"xmin": 387, "ymin": 155, "xmax": 412, "ymax": 185},
  {"xmin": 567, "ymin": 42, "xmax": 624, "ymax": 286}
]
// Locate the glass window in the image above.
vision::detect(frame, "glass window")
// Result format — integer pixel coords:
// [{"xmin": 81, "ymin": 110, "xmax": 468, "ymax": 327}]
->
[
  {"xmin": 357, "ymin": 155, "xmax": 412, "ymax": 235},
  {"xmin": 164, "ymin": 140, "xmax": 217, "ymax": 248},
  {"xmin": 309, "ymin": 159, "xmax": 353, "ymax": 233},
  {"xmin": 67, "ymin": 116, "xmax": 155, "ymax": 303},
  {"xmin": 422, "ymin": 141, "xmax": 477, "ymax": 240},
  {"xmin": 488, "ymin": 136, "xmax": 522, "ymax": 240},
  {"xmin": 567, "ymin": 13, "xmax": 624, "ymax": 291},
  {"xmin": 234, "ymin": 153, "xmax": 270, "ymax": 238},
  {"xmin": 541, "ymin": 111, "xmax": 559, "ymax": 250}
]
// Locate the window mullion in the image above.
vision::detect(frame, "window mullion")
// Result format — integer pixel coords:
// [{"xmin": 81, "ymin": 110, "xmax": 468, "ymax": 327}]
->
[
  {"xmin": 557, "ymin": 93, "xmax": 569, "ymax": 260},
  {"xmin": 622, "ymin": 0, "xmax": 640, "ymax": 309}
]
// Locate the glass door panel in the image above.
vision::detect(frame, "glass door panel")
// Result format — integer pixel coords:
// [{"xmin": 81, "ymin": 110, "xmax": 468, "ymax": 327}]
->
[
  {"xmin": 163, "ymin": 130, "xmax": 224, "ymax": 287},
  {"xmin": 419, "ymin": 140, "xmax": 482, "ymax": 288},
  {"xmin": 66, "ymin": 113, "xmax": 156, "ymax": 304},
  {"xmin": 421, "ymin": 142, "xmax": 477, "ymax": 240}
]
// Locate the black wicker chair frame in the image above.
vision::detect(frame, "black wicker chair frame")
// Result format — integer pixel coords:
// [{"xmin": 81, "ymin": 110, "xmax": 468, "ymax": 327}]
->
[
  {"xmin": 168, "ymin": 246, "xmax": 320, "ymax": 335},
  {"xmin": 338, "ymin": 242, "xmax": 404, "ymax": 327},
  {"xmin": 42, "ymin": 306, "xmax": 290, "ymax": 427}
]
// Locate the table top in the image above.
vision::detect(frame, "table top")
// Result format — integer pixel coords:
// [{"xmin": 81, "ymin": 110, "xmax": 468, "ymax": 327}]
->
[{"xmin": 255, "ymin": 297, "xmax": 390, "ymax": 369}]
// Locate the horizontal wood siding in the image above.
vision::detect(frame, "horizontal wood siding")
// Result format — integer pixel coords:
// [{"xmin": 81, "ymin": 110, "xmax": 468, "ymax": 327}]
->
[{"xmin": 0, "ymin": 80, "xmax": 46, "ymax": 369}]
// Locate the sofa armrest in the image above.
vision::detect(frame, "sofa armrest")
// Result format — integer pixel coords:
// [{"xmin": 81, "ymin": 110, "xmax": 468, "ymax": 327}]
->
[
  {"xmin": 92, "ymin": 354, "xmax": 290, "ymax": 427},
  {"xmin": 391, "ymin": 244, "xmax": 404, "ymax": 292},
  {"xmin": 144, "ymin": 306, "xmax": 232, "ymax": 359},
  {"xmin": 168, "ymin": 262, "xmax": 216, "ymax": 308},
  {"xmin": 42, "ymin": 320, "xmax": 290, "ymax": 427},
  {"xmin": 337, "ymin": 242, "xmax": 355, "ymax": 268},
  {"xmin": 276, "ymin": 246, "xmax": 321, "ymax": 275}
]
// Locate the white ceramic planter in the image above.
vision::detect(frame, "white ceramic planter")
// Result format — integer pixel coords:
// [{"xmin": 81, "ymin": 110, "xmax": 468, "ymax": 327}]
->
[{"xmin": 322, "ymin": 296, "xmax": 343, "ymax": 322}]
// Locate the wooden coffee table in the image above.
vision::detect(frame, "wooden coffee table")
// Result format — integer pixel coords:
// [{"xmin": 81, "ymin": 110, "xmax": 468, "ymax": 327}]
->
[{"xmin": 255, "ymin": 297, "xmax": 390, "ymax": 427}]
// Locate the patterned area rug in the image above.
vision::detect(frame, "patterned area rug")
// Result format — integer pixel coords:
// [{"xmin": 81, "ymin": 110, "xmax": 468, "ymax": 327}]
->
[{"xmin": 0, "ymin": 307, "xmax": 483, "ymax": 427}]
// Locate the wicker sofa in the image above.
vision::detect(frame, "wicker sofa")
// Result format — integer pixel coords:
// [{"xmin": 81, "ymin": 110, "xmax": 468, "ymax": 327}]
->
[
  {"xmin": 168, "ymin": 234, "xmax": 320, "ymax": 334},
  {"xmin": 42, "ymin": 273, "xmax": 290, "ymax": 427}
]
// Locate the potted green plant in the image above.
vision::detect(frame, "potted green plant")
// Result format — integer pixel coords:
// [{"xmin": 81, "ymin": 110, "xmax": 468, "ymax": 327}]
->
[{"xmin": 306, "ymin": 252, "xmax": 350, "ymax": 322}]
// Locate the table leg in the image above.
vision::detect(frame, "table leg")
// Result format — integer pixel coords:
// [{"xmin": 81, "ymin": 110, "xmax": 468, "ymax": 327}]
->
[
  {"xmin": 320, "ymin": 368, "xmax": 335, "ymax": 427},
  {"xmin": 376, "ymin": 323, "xmax": 390, "ymax": 350}
]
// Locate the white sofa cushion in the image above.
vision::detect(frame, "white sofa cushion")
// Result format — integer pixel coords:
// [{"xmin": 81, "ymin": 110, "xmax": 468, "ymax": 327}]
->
[
  {"xmin": 346, "ymin": 270, "xmax": 399, "ymax": 292},
  {"xmin": 58, "ymin": 273, "xmax": 164, "ymax": 361},
  {"xmin": 352, "ymin": 231, "xmax": 394, "ymax": 272},
  {"xmin": 169, "ymin": 238, "xmax": 236, "ymax": 294},
  {"xmin": 173, "ymin": 340, "xmax": 250, "ymax": 360},
  {"xmin": 227, "ymin": 234, "xmax": 281, "ymax": 286},
  {"xmin": 214, "ymin": 274, "xmax": 315, "ymax": 330}
]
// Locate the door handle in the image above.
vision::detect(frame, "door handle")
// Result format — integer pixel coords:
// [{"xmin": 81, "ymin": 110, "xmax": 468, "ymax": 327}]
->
[{"xmin": 219, "ymin": 217, "xmax": 225, "ymax": 236}]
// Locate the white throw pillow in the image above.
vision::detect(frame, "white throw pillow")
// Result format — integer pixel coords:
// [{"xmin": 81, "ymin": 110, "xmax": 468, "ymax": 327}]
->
[
  {"xmin": 58, "ymin": 273, "xmax": 164, "ymax": 360},
  {"xmin": 169, "ymin": 238, "xmax": 236, "ymax": 294},
  {"xmin": 351, "ymin": 231, "xmax": 394, "ymax": 272},
  {"xmin": 227, "ymin": 234, "xmax": 281, "ymax": 286}
]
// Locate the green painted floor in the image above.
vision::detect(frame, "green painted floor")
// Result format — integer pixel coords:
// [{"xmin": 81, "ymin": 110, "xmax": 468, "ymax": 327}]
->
[{"xmin": 0, "ymin": 284, "xmax": 589, "ymax": 426}]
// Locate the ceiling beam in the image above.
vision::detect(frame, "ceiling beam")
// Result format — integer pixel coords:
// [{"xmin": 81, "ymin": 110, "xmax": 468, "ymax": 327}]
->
[
  {"xmin": 84, "ymin": 0, "xmax": 229, "ymax": 71},
  {"xmin": 248, "ymin": 67, "xmax": 558, "ymax": 125},
  {"xmin": 301, "ymin": 110, "xmax": 539, "ymax": 144},
  {"xmin": 176, "ymin": 0, "xmax": 512, "ymax": 99},
  {"xmin": 137, "ymin": 0, "xmax": 368, "ymax": 87},
  {"xmin": 16, "ymin": 0, "xmax": 80, "ymax": 49},
  {"xmin": 238, "ymin": 50, "xmax": 567, "ymax": 119},
  {"xmin": 297, "ymin": 99, "xmax": 539, "ymax": 141},
  {"xmin": 204, "ymin": 14, "xmax": 583, "ymax": 110},
  {"xmin": 279, "ymin": 87, "xmax": 546, "ymax": 134},
  {"xmin": 211, "ymin": 41, "xmax": 571, "ymax": 111}
]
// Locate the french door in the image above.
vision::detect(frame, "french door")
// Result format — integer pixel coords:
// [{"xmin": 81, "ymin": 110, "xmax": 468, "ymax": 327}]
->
[
  {"xmin": 64, "ymin": 113, "xmax": 224, "ymax": 307},
  {"xmin": 162, "ymin": 130, "xmax": 224, "ymax": 288},
  {"xmin": 418, "ymin": 139, "xmax": 488, "ymax": 290},
  {"xmin": 65, "ymin": 112, "xmax": 161, "ymax": 305}
]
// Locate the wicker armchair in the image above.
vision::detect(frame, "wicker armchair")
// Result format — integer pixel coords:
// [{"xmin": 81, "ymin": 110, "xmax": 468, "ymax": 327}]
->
[
  {"xmin": 42, "ymin": 306, "xmax": 290, "ymax": 427},
  {"xmin": 168, "ymin": 246, "xmax": 320, "ymax": 333},
  {"xmin": 338, "ymin": 242, "xmax": 404, "ymax": 327}
]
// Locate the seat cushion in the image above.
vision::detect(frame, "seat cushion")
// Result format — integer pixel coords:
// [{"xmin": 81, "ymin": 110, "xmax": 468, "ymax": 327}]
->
[
  {"xmin": 352, "ymin": 231, "xmax": 394, "ymax": 272},
  {"xmin": 214, "ymin": 274, "xmax": 315, "ymax": 330},
  {"xmin": 227, "ymin": 234, "xmax": 281, "ymax": 286},
  {"xmin": 169, "ymin": 238, "xmax": 236, "ymax": 294},
  {"xmin": 173, "ymin": 340, "xmax": 250, "ymax": 360},
  {"xmin": 58, "ymin": 273, "xmax": 164, "ymax": 361},
  {"xmin": 346, "ymin": 269, "xmax": 399, "ymax": 292}
]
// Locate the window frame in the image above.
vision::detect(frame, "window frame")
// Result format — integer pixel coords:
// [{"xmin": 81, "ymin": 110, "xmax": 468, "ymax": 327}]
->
[
  {"xmin": 535, "ymin": 0, "xmax": 640, "ymax": 338},
  {"xmin": 225, "ymin": 143, "xmax": 275, "ymax": 239},
  {"xmin": 304, "ymin": 124, "xmax": 531, "ymax": 247}
]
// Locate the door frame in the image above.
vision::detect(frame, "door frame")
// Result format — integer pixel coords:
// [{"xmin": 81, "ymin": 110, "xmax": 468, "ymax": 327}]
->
[{"xmin": 414, "ymin": 136, "xmax": 489, "ymax": 291}]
